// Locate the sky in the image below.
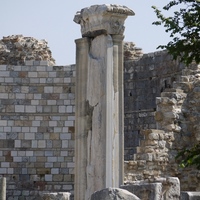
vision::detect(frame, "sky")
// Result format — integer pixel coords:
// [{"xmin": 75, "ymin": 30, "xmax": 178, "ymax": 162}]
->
[{"xmin": 0, "ymin": 0, "xmax": 172, "ymax": 65}]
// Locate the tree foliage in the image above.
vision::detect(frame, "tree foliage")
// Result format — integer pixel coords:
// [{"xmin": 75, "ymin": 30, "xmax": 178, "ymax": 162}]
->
[
  {"xmin": 152, "ymin": 0, "xmax": 200, "ymax": 65},
  {"xmin": 152, "ymin": 0, "xmax": 200, "ymax": 169},
  {"xmin": 175, "ymin": 142, "xmax": 200, "ymax": 169}
]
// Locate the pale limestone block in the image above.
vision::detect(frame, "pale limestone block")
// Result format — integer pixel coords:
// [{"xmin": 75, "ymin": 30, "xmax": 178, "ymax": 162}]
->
[
  {"xmin": 28, "ymin": 72, "xmax": 37, "ymax": 77},
  {"xmin": 30, "ymin": 127, "xmax": 37, "ymax": 132},
  {"xmin": 40, "ymin": 60, "xmax": 49, "ymax": 66},
  {"xmin": 64, "ymin": 78, "xmax": 71, "ymax": 83},
  {"xmin": 45, "ymin": 163, "xmax": 53, "ymax": 168},
  {"xmin": 66, "ymin": 106, "xmax": 73, "ymax": 113},
  {"xmin": 49, "ymin": 121, "xmax": 57, "ymax": 127},
  {"xmin": 44, "ymin": 86, "xmax": 53, "ymax": 93},
  {"xmin": 63, "ymin": 185, "xmax": 73, "ymax": 190},
  {"xmin": 15, "ymin": 140, "xmax": 21, "ymax": 148},
  {"xmin": 62, "ymin": 140, "xmax": 69, "ymax": 148},
  {"xmin": 0, "ymin": 93, "xmax": 8, "ymax": 99},
  {"xmin": 15, "ymin": 93, "xmax": 25, "ymax": 99},
  {"xmin": 65, "ymin": 121, "xmax": 74, "ymax": 126},
  {"xmin": 0, "ymin": 71, "xmax": 9, "ymax": 77},
  {"xmin": 40, "ymin": 78, "xmax": 46, "ymax": 83},
  {"xmin": 51, "ymin": 168, "xmax": 59, "ymax": 174},
  {"xmin": 25, "ymin": 105, "xmax": 36, "ymax": 113},
  {"xmin": 38, "ymin": 72, "xmax": 48, "ymax": 77},
  {"xmin": 47, "ymin": 157, "xmax": 57, "ymax": 162},
  {"xmin": 45, "ymin": 175, "xmax": 52, "ymax": 181},
  {"xmin": 26, "ymin": 151, "xmax": 33, "ymax": 156},
  {"xmin": 36, "ymin": 66, "xmax": 46, "ymax": 71},
  {"xmin": 64, "ymin": 100, "xmax": 71, "ymax": 105},
  {"xmin": 13, "ymin": 157, "xmax": 22, "ymax": 162},
  {"xmin": 59, "ymin": 106, "xmax": 66, "ymax": 113},
  {"xmin": 49, "ymin": 72, "xmax": 57, "ymax": 77},
  {"xmin": 91, "ymin": 188, "xmax": 140, "ymax": 200},
  {"xmin": 30, "ymin": 78, "xmax": 39, "ymax": 83},
  {"xmin": 60, "ymin": 133, "xmax": 71, "ymax": 140},
  {"xmin": 25, "ymin": 60, "xmax": 33, "ymax": 65},
  {"xmin": 38, "ymin": 140, "xmax": 46, "ymax": 148},
  {"xmin": 4, "ymin": 127, "xmax": 11, "ymax": 132},
  {"xmin": 11, "ymin": 151, "xmax": 17, "ymax": 156},
  {"xmin": 0, "ymin": 65, "xmax": 7, "ymax": 70},
  {"xmin": 68, "ymin": 116, "xmax": 75, "ymax": 120},
  {"xmin": 0, "ymin": 133, "xmax": 6, "ymax": 139},
  {"xmin": 34, "ymin": 94, "xmax": 42, "ymax": 99},
  {"xmin": 61, "ymin": 151, "xmax": 68, "ymax": 156},
  {"xmin": 40, "ymin": 192, "xmax": 70, "ymax": 200},
  {"xmin": 18, "ymin": 151, "xmax": 26, "ymax": 156},
  {"xmin": 7, "ymin": 168, "xmax": 13, "ymax": 174},
  {"xmin": 5, "ymin": 78, "xmax": 13, "ymax": 83},
  {"xmin": 67, "ymin": 162, "xmax": 75, "ymax": 168},
  {"xmin": 32, "ymin": 121, "xmax": 40, "ymax": 127},
  {"xmin": 1, "ymin": 162, "xmax": 9, "ymax": 168}
]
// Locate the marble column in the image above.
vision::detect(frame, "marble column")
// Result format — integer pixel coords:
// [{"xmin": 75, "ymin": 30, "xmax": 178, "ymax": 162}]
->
[{"xmin": 74, "ymin": 4, "xmax": 134, "ymax": 200}]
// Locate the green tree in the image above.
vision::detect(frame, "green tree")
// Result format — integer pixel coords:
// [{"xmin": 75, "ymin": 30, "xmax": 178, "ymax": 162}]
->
[
  {"xmin": 152, "ymin": 0, "xmax": 200, "ymax": 169},
  {"xmin": 175, "ymin": 143, "xmax": 200, "ymax": 169},
  {"xmin": 152, "ymin": 0, "xmax": 200, "ymax": 65}
]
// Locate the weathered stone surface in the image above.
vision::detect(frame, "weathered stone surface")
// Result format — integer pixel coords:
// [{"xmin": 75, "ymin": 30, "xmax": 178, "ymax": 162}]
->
[
  {"xmin": 74, "ymin": 4, "xmax": 134, "ymax": 37},
  {"xmin": 75, "ymin": 33, "xmax": 125, "ymax": 200},
  {"xmin": 0, "ymin": 177, "xmax": 6, "ymax": 200},
  {"xmin": 0, "ymin": 35, "xmax": 55, "ymax": 65},
  {"xmin": 40, "ymin": 192, "xmax": 70, "ymax": 200},
  {"xmin": 91, "ymin": 187, "xmax": 140, "ymax": 200},
  {"xmin": 121, "ymin": 182, "xmax": 162, "ymax": 200},
  {"xmin": 162, "ymin": 177, "xmax": 180, "ymax": 200},
  {"xmin": 181, "ymin": 191, "xmax": 200, "ymax": 200},
  {"xmin": 124, "ymin": 42, "xmax": 143, "ymax": 61}
]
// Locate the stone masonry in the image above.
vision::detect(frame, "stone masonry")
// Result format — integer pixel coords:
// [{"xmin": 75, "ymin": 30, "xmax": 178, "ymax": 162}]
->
[
  {"xmin": 0, "ymin": 35, "xmax": 55, "ymax": 66},
  {"xmin": 124, "ymin": 51, "xmax": 185, "ymax": 160},
  {"xmin": 124, "ymin": 62, "xmax": 200, "ymax": 191},
  {"xmin": 0, "ymin": 62, "xmax": 75, "ymax": 199},
  {"xmin": 0, "ymin": 3, "xmax": 200, "ymax": 199}
]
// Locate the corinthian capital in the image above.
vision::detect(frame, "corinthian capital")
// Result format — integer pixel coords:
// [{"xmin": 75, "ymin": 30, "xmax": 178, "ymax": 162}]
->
[{"xmin": 74, "ymin": 4, "xmax": 134, "ymax": 37}]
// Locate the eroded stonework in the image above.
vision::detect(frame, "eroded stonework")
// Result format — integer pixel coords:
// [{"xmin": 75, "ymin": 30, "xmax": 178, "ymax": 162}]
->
[
  {"xmin": 74, "ymin": 4, "xmax": 134, "ymax": 37},
  {"xmin": 0, "ymin": 35, "xmax": 55, "ymax": 66}
]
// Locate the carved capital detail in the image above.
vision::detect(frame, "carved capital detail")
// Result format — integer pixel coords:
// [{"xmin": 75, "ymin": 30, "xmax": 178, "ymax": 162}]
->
[{"xmin": 74, "ymin": 4, "xmax": 134, "ymax": 37}]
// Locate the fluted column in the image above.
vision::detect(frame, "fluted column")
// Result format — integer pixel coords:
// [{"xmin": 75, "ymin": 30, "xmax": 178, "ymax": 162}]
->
[{"xmin": 74, "ymin": 4, "xmax": 134, "ymax": 200}]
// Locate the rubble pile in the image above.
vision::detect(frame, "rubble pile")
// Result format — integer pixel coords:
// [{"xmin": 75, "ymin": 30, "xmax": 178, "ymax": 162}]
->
[
  {"xmin": 0, "ymin": 35, "xmax": 56, "ymax": 65},
  {"xmin": 124, "ymin": 42, "xmax": 143, "ymax": 61}
]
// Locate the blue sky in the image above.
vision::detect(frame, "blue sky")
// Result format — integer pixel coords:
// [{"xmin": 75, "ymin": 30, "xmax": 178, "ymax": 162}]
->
[{"xmin": 0, "ymin": 0, "xmax": 171, "ymax": 65}]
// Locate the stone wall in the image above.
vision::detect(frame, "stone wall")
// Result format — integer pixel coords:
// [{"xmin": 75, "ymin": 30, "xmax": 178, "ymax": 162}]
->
[
  {"xmin": 0, "ymin": 62, "xmax": 75, "ymax": 199},
  {"xmin": 124, "ymin": 63, "xmax": 200, "ymax": 191},
  {"xmin": 0, "ymin": 35, "xmax": 55, "ymax": 66},
  {"xmin": 124, "ymin": 51, "xmax": 185, "ymax": 160}
]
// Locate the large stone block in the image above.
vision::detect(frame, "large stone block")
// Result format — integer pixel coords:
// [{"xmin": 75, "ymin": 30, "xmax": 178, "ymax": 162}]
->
[
  {"xmin": 181, "ymin": 192, "xmax": 200, "ymax": 200},
  {"xmin": 40, "ymin": 192, "xmax": 70, "ymax": 200},
  {"xmin": 91, "ymin": 187, "xmax": 140, "ymax": 200},
  {"xmin": 121, "ymin": 183, "xmax": 162, "ymax": 200}
]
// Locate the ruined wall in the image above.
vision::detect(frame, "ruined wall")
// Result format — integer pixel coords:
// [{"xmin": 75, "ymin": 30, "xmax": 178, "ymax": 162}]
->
[
  {"xmin": 124, "ymin": 51, "xmax": 185, "ymax": 160},
  {"xmin": 0, "ymin": 35, "xmax": 55, "ymax": 66},
  {"xmin": 124, "ymin": 63, "xmax": 200, "ymax": 191},
  {"xmin": 0, "ymin": 62, "xmax": 75, "ymax": 199}
]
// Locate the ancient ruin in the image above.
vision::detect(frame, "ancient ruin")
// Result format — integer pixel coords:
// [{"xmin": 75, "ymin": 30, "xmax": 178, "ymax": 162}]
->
[
  {"xmin": 0, "ymin": 3, "xmax": 199, "ymax": 200},
  {"xmin": 74, "ymin": 4, "xmax": 134, "ymax": 199}
]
